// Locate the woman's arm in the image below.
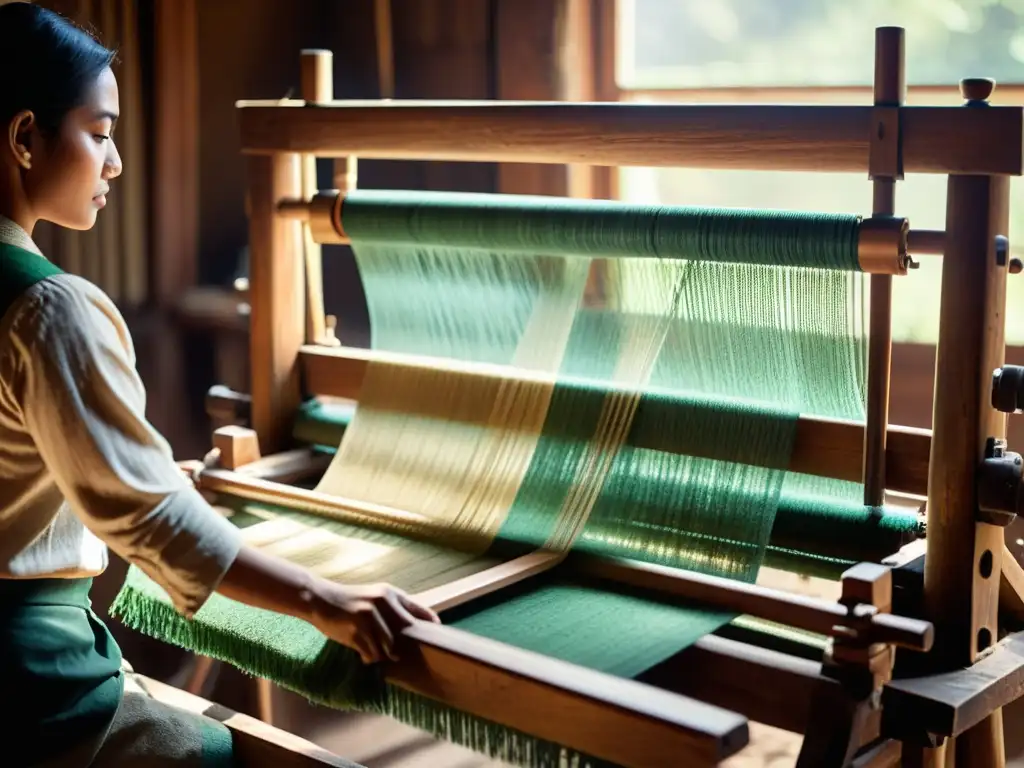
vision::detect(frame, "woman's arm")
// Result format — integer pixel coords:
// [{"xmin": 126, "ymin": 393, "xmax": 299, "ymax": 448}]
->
[
  {"xmin": 217, "ymin": 546, "xmax": 438, "ymax": 663},
  {"xmin": 15, "ymin": 277, "xmax": 437, "ymax": 663}
]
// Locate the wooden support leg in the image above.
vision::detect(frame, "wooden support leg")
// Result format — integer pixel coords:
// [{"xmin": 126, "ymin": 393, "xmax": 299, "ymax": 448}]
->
[
  {"xmin": 795, "ymin": 564, "xmax": 895, "ymax": 767},
  {"xmin": 247, "ymin": 153, "xmax": 304, "ymax": 456},
  {"xmin": 921, "ymin": 80, "xmax": 1011, "ymax": 768},
  {"xmin": 956, "ymin": 710, "xmax": 1004, "ymax": 768},
  {"xmin": 901, "ymin": 741, "xmax": 949, "ymax": 768},
  {"xmin": 795, "ymin": 674, "xmax": 878, "ymax": 767}
]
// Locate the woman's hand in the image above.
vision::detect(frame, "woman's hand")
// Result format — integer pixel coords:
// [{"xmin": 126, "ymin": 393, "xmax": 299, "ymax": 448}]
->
[
  {"xmin": 311, "ymin": 581, "xmax": 441, "ymax": 664},
  {"xmin": 217, "ymin": 546, "xmax": 440, "ymax": 665}
]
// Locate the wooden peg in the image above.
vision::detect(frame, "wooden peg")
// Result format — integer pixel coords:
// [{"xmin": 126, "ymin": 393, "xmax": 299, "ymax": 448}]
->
[
  {"xmin": 842, "ymin": 562, "xmax": 894, "ymax": 614},
  {"xmin": 212, "ymin": 425, "xmax": 262, "ymax": 470}
]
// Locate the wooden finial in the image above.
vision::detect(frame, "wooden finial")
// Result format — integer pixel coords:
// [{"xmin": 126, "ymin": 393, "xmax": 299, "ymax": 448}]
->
[
  {"xmin": 211, "ymin": 425, "xmax": 262, "ymax": 470},
  {"xmin": 321, "ymin": 314, "xmax": 342, "ymax": 347},
  {"xmin": 960, "ymin": 77, "xmax": 996, "ymax": 104}
]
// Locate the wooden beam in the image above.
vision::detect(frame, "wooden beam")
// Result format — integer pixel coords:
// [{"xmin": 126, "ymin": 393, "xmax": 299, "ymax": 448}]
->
[
  {"xmin": 300, "ymin": 344, "xmax": 933, "ymax": 495},
  {"xmin": 134, "ymin": 675, "xmax": 361, "ymax": 767},
  {"xmin": 236, "ymin": 101, "xmax": 1024, "ymax": 175},
  {"xmin": 643, "ymin": 634, "xmax": 832, "ymax": 735},
  {"xmin": 571, "ymin": 554, "xmax": 933, "ymax": 651},
  {"xmin": 413, "ymin": 550, "xmax": 565, "ymax": 611},
  {"xmin": 923, "ymin": 169, "xmax": 1010, "ymax": 666},
  {"xmin": 882, "ymin": 630, "xmax": 1024, "ymax": 739},
  {"xmin": 247, "ymin": 154, "xmax": 305, "ymax": 454},
  {"xmin": 389, "ymin": 621, "xmax": 749, "ymax": 768}
]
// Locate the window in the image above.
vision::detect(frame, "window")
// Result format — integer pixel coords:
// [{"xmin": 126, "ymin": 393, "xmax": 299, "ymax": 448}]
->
[{"xmin": 610, "ymin": 0, "xmax": 1024, "ymax": 344}]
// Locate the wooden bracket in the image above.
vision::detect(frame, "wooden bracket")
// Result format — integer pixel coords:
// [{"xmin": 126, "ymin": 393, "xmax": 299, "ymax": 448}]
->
[
  {"xmin": 869, "ymin": 106, "xmax": 903, "ymax": 181},
  {"xmin": 976, "ymin": 438, "xmax": 1023, "ymax": 527},
  {"xmin": 211, "ymin": 426, "xmax": 263, "ymax": 470},
  {"xmin": 795, "ymin": 564, "xmax": 896, "ymax": 767}
]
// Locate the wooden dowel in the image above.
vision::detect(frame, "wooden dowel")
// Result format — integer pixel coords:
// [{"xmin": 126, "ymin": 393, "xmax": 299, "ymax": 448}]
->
[
  {"xmin": 908, "ymin": 229, "xmax": 946, "ymax": 254},
  {"xmin": 281, "ymin": 189, "xmax": 913, "ymax": 273},
  {"xmin": 299, "ymin": 49, "xmax": 331, "ymax": 346},
  {"xmin": 391, "ymin": 621, "xmax": 748, "ymax": 768},
  {"xmin": 570, "ymin": 554, "xmax": 934, "ymax": 652},
  {"xmin": 373, "ymin": 0, "xmax": 394, "ymax": 100},
  {"xmin": 199, "ymin": 467, "xmax": 459, "ymax": 542},
  {"xmin": 300, "ymin": 345, "xmax": 933, "ymax": 495},
  {"xmin": 864, "ymin": 27, "xmax": 905, "ymax": 508},
  {"xmin": 236, "ymin": 101, "xmax": 1024, "ymax": 176},
  {"xmin": 275, "ymin": 196, "xmax": 956, "ymax": 268}
]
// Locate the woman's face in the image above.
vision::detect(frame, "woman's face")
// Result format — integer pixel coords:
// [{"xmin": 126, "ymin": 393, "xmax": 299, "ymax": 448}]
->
[{"xmin": 19, "ymin": 66, "xmax": 123, "ymax": 230}]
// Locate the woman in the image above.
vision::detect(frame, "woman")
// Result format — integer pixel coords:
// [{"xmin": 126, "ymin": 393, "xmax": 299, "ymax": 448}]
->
[{"xmin": 0, "ymin": 4, "xmax": 438, "ymax": 766}]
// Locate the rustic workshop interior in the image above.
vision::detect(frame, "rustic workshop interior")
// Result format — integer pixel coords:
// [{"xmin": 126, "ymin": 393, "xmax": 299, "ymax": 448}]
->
[{"xmin": 13, "ymin": 0, "xmax": 1024, "ymax": 765}]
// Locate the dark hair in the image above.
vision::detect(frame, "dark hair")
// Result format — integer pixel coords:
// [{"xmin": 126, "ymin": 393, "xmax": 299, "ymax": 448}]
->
[{"xmin": 0, "ymin": 2, "xmax": 115, "ymax": 134}]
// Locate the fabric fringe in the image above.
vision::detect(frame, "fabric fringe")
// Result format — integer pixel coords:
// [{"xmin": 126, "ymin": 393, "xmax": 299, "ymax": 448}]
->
[{"xmin": 109, "ymin": 581, "xmax": 613, "ymax": 768}]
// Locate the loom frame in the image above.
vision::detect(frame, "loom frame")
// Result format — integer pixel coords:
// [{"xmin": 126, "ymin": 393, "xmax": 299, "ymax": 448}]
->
[{"xmin": 188, "ymin": 27, "xmax": 1024, "ymax": 768}]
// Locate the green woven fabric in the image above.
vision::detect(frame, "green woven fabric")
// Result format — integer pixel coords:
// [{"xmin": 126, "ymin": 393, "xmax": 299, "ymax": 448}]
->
[
  {"xmin": 293, "ymin": 399, "xmax": 920, "ymax": 566},
  {"xmin": 113, "ymin": 192, "xmax": 877, "ymax": 766}
]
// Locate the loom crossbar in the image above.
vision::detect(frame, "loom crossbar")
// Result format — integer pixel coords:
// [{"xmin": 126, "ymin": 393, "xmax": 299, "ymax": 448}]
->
[
  {"xmin": 881, "ymin": 631, "xmax": 1024, "ymax": 740},
  {"xmin": 390, "ymin": 621, "xmax": 749, "ymax": 768},
  {"xmin": 198, "ymin": 465, "xmax": 932, "ymax": 650},
  {"xmin": 299, "ymin": 345, "xmax": 933, "ymax": 495},
  {"xmin": 236, "ymin": 100, "xmax": 1024, "ymax": 176}
]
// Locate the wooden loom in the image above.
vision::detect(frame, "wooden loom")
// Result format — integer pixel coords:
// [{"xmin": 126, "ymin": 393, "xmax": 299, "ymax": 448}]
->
[{"xmin": 192, "ymin": 27, "xmax": 1024, "ymax": 768}]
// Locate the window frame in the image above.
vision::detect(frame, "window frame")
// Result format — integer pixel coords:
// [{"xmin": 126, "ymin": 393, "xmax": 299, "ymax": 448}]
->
[{"xmin": 588, "ymin": 0, "xmax": 1024, "ymax": 342}]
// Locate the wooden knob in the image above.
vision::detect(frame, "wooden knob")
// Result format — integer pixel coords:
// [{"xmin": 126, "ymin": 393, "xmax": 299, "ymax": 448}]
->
[
  {"xmin": 1011, "ymin": 257, "xmax": 1023, "ymax": 275},
  {"xmin": 960, "ymin": 77, "xmax": 996, "ymax": 103}
]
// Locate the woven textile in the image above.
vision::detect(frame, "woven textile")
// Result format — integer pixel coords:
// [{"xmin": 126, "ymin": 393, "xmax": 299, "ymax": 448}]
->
[{"xmin": 113, "ymin": 193, "xmax": 878, "ymax": 766}]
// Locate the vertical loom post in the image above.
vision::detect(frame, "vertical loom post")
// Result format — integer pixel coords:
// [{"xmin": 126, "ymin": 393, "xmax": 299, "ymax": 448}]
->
[
  {"xmin": 247, "ymin": 153, "xmax": 304, "ymax": 454},
  {"xmin": 864, "ymin": 26, "xmax": 905, "ymax": 507},
  {"xmin": 923, "ymin": 78, "xmax": 1010, "ymax": 764},
  {"xmin": 300, "ymin": 49, "xmax": 332, "ymax": 345}
]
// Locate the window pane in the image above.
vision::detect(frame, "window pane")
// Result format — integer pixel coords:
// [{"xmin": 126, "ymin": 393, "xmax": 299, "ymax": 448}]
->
[
  {"xmin": 618, "ymin": 167, "xmax": 1024, "ymax": 344},
  {"xmin": 619, "ymin": 0, "xmax": 1024, "ymax": 89}
]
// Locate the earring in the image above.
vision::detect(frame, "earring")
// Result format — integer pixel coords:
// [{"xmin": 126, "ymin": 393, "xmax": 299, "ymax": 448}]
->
[{"xmin": 19, "ymin": 152, "xmax": 31, "ymax": 170}]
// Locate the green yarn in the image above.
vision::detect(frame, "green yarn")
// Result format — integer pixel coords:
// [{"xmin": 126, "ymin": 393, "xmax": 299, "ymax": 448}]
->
[
  {"xmin": 341, "ymin": 190, "xmax": 863, "ymax": 271},
  {"xmin": 292, "ymin": 398, "xmax": 355, "ymax": 448},
  {"xmin": 291, "ymin": 399, "xmax": 919, "ymax": 566}
]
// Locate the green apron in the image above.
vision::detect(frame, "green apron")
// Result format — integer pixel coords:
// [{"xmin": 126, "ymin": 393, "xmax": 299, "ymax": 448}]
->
[{"xmin": 0, "ymin": 242, "xmax": 234, "ymax": 767}]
